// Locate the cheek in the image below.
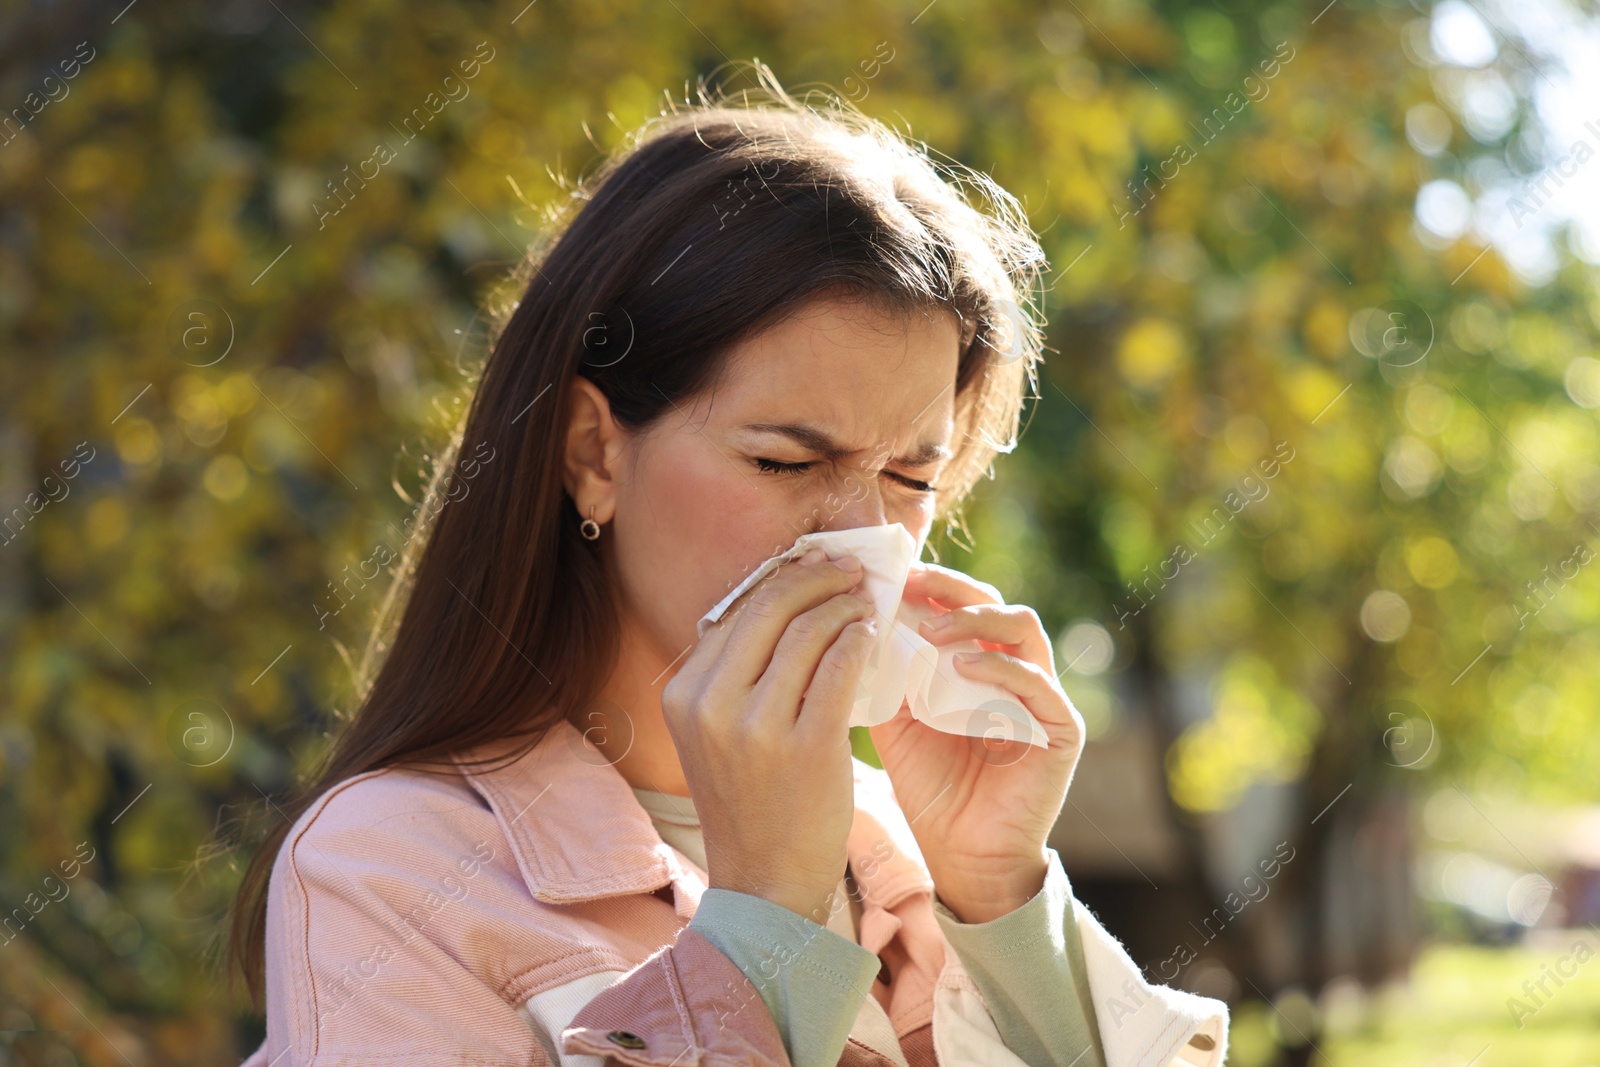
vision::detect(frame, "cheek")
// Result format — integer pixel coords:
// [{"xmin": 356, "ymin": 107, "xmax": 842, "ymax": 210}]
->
[{"xmin": 610, "ymin": 435, "xmax": 809, "ymax": 649}]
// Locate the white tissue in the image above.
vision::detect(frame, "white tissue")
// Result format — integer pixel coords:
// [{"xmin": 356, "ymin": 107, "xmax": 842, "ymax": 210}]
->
[{"xmin": 697, "ymin": 522, "xmax": 1049, "ymax": 749}]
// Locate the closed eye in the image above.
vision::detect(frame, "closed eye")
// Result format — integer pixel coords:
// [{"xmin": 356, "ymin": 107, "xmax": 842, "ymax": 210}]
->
[
  {"xmin": 752, "ymin": 457, "xmax": 938, "ymax": 493},
  {"xmin": 753, "ymin": 457, "xmax": 813, "ymax": 477}
]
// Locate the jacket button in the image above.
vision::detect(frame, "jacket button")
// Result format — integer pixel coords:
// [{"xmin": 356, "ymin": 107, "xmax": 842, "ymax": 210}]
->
[{"xmin": 606, "ymin": 1030, "xmax": 647, "ymax": 1050}]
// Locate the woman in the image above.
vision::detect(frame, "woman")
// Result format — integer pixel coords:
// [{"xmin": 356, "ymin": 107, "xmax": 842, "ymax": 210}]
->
[{"xmin": 231, "ymin": 63, "xmax": 1228, "ymax": 1067}]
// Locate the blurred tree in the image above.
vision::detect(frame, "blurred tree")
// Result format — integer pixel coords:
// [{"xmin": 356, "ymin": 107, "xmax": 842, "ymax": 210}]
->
[
  {"xmin": 0, "ymin": 0, "xmax": 1595, "ymax": 1064},
  {"xmin": 937, "ymin": 2, "xmax": 1600, "ymax": 1064}
]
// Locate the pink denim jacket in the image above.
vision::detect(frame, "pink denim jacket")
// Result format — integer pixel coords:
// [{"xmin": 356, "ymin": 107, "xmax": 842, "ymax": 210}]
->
[{"xmin": 241, "ymin": 719, "xmax": 1228, "ymax": 1067}]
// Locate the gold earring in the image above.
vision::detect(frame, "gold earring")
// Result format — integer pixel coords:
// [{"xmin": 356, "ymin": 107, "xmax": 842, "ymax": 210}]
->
[{"xmin": 579, "ymin": 504, "xmax": 601, "ymax": 541}]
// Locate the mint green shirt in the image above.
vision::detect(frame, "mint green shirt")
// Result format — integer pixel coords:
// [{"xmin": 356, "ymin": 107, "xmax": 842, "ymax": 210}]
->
[
  {"xmin": 931, "ymin": 852, "xmax": 1106, "ymax": 1067},
  {"xmin": 631, "ymin": 785, "xmax": 1105, "ymax": 1067}
]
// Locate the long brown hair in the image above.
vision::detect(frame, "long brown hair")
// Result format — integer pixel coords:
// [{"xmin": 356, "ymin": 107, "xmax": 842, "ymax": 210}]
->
[{"xmin": 228, "ymin": 60, "xmax": 1048, "ymax": 1006}]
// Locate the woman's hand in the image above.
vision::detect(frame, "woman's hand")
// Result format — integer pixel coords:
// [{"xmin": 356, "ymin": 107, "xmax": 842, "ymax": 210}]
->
[
  {"xmin": 867, "ymin": 561, "xmax": 1086, "ymax": 925},
  {"xmin": 661, "ymin": 547, "xmax": 877, "ymax": 926}
]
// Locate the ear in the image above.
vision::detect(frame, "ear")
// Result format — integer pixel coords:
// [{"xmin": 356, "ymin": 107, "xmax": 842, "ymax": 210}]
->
[{"xmin": 562, "ymin": 376, "xmax": 628, "ymax": 526}]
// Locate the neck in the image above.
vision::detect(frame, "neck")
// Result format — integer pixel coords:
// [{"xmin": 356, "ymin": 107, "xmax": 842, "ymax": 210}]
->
[{"xmin": 586, "ymin": 610, "xmax": 692, "ymax": 797}]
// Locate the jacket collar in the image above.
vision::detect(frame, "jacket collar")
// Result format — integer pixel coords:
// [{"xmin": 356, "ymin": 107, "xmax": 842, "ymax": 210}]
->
[
  {"xmin": 452, "ymin": 720, "xmax": 678, "ymax": 906},
  {"xmin": 451, "ymin": 719, "xmax": 935, "ymax": 922}
]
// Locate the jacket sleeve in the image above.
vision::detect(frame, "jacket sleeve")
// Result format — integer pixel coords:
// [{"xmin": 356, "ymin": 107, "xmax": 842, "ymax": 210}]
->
[
  {"xmin": 685, "ymin": 888, "xmax": 883, "ymax": 1067},
  {"xmin": 931, "ymin": 848, "xmax": 1104, "ymax": 1067},
  {"xmin": 1071, "ymin": 906, "xmax": 1229, "ymax": 1067},
  {"xmin": 268, "ymin": 804, "xmax": 796, "ymax": 1067},
  {"xmin": 931, "ymin": 847, "xmax": 1229, "ymax": 1067},
  {"xmin": 559, "ymin": 923, "xmax": 798, "ymax": 1067},
  {"xmin": 261, "ymin": 813, "xmax": 553, "ymax": 1067}
]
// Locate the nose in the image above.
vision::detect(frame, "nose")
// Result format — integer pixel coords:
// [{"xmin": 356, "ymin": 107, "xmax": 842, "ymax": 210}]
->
[{"xmin": 825, "ymin": 476, "xmax": 888, "ymax": 531}]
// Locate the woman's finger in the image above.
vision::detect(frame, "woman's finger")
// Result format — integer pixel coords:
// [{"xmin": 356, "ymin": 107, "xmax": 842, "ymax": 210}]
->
[
  {"xmin": 916, "ymin": 602, "xmax": 1052, "ymax": 668},
  {"xmin": 748, "ymin": 592, "xmax": 874, "ymax": 724},
  {"xmin": 689, "ymin": 556, "xmax": 802, "ymax": 672},
  {"xmin": 710, "ymin": 554, "xmax": 864, "ymax": 692},
  {"xmin": 902, "ymin": 561, "xmax": 1003, "ymax": 608},
  {"xmin": 793, "ymin": 616, "xmax": 879, "ymax": 747},
  {"xmin": 951, "ymin": 649, "xmax": 1084, "ymax": 739}
]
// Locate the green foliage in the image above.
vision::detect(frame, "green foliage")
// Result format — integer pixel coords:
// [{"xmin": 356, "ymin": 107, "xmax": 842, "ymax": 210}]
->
[
  {"xmin": 1319, "ymin": 943, "xmax": 1600, "ymax": 1066},
  {"xmin": 1, "ymin": 0, "xmax": 1595, "ymax": 1061}
]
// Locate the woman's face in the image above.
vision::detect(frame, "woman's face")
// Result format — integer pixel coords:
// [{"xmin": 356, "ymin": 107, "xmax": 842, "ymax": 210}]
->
[{"xmin": 606, "ymin": 294, "xmax": 961, "ymax": 667}]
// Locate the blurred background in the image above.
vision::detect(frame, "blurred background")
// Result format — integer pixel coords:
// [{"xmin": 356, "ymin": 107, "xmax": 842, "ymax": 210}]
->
[{"xmin": 2, "ymin": 0, "xmax": 1599, "ymax": 1063}]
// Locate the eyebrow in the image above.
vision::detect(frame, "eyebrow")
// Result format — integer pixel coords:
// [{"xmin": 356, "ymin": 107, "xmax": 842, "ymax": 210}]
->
[{"xmin": 737, "ymin": 423, "xmax": 953, "ymax": 466}]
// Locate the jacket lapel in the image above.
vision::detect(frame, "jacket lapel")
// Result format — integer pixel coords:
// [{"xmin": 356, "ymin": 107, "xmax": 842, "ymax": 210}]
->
[{"xmin": 451, "ymin": 722, "xmax": 681, "ymax": 904}]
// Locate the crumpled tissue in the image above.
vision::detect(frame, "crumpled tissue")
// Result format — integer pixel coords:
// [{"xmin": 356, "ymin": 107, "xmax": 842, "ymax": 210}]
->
[{"xmin": 697, "ymin": 522, "xmax": 1049, "ymax": 748}]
